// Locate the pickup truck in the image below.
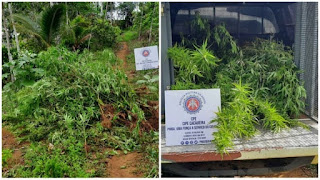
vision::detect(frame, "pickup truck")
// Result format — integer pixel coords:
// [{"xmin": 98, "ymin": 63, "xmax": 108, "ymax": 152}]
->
[{"xmin": 161, "ymin": 2, "xmax": 318, "ymax": 177}]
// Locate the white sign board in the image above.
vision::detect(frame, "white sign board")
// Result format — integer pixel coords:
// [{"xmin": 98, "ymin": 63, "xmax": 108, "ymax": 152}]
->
[
  {"xmin": 165, "ymin": 89, "xmax": 221, "ymax": 146},
  {"xmin": 134, "ymin": 46, "xmax": 159, "ymax": 71}
]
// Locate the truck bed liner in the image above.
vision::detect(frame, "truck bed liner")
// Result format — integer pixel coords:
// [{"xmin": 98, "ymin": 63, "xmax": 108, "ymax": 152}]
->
[{"xmin": 161, "ymin": 120, "xmax": 318, "ymax": 163}]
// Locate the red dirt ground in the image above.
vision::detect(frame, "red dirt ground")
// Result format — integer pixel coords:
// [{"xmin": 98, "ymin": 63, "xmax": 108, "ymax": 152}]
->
[
  {"xmin": 116, "ymin": 42, "xmax": 131, "ymax": 76},
  {"xmin": 107, "ymin": 151, "xmax": 144, "ymax": 178},
  {"xmin": 101, "ymin": 41, "xmax": 157, "ymax": 177},
  {"xmin": 2, "ymin": 128, "xmax": 27, "ymax": 171},
  {"xmin": 2, "ymin": 128, "xmax": 18, "ymax": 149}
]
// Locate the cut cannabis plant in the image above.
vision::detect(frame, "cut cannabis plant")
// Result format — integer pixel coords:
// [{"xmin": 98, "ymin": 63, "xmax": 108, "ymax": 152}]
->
[
  {"xmin": 169, "ymin": 23, "xmax": 308, "ymax": 154},
  {"xmin": 212, "ymin": 82, "xmax": 303, "ymax": 154},
  {"xmin": 242, "ymin": 39, "xmax": 306, "ymax": 117},
  {"xmin": 212, "ymin": 82, "xmax": 257, "ymax": 154},
  {"xmin": 168, "ymin": 40, "xmax": 220, "ymax": 85},
  {"xmin": 180, "ymin": 15, "xmax": 239, "ymax": 63},
  {"xmin": 2, "ymin": 46, "xmax": 156, "ymax": 177}
]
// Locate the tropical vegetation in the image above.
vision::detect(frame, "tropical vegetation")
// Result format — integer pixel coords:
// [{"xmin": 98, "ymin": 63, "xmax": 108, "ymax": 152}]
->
[{"xmin": 2, "ymin": 2, "xmax": 159, "ymax": 177}]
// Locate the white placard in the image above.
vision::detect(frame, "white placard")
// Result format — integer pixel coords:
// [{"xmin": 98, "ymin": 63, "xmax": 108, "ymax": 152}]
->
[
  {"xmin": 134, "ymin": 45, "xmax": 159, "ymax": 70},
  {"xmin": 165, "ymin": 89, "xmax": 221, "ymax": 146}
]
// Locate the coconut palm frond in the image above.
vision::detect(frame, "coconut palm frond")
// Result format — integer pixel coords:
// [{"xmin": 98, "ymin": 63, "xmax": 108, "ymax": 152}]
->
[
  {"xmin": 13, "ymin": 15, "xmax": 50, "ymax": 48},
  {"xmin": 40, "ymin": 4, "xmax": 66, "ymax": 44},
  {"xmin": 13, "ymin": 14, "xmax": 40, "ymax": 34}
]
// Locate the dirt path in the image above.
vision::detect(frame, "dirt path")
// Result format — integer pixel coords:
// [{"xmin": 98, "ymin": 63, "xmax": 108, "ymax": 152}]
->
[
  {"xmin": 116, "ymin": 42, "xmax": 129, "ymax": 67},
  {"xmin": 2, "ymin": 128, "xmax": 27, "ymax": 173},
  {"xmin": 105, "ymin": 42, "xmax": 144, "ymax": 178},
  {"xmin": 107, "ymin": 151, "xmax": 144, "ymax": 177},
  {"xmin": 116, "ymin": 42, "xmax": 133, "ymax": 76}
]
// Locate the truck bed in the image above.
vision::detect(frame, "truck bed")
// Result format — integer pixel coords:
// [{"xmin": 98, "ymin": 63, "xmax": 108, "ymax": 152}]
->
[{"xmin": 161, "ymin": 119, "xmax": 318, "ymax": 163}]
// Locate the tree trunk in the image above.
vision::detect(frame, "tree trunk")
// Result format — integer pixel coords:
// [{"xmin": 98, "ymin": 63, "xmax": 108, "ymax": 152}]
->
[
  {"xmin": 8, "ymin": 3, "xmax": 20, "ymax": 53},
  {"xmin": 99, "ymin": 2, "xmax": 103, "ymax": 17},
  {"xmin": 66, "ymin": 2, "xmax": 69, "ymax": 25},
  {"xmin": 94, "ymin": 2, "xmax": 98, "ymax": 12},
  {"xmin": 3, "ymin": 12, "xmax": 15, "ymax": 82},
  {"xmin": 138, "ymin": 3, "xmax": 144, "ymax": 40},
  {"xmin": 105, "ymin": 2, "xmax": 109, "ymax": 20},
  {"xmin": 50, "ymin": 2, "xmax": 53, "ymax": 7},
  {"xmin": 149, "ymin": 4, "xmax": 156, "ymax": 43},
  {"xmin": 110, "ymin": 3, "xmax": 113, "ymax": 25},
  {"xmin": 87, "ymin": 30, "xmax": 92, "ymax": 51}
]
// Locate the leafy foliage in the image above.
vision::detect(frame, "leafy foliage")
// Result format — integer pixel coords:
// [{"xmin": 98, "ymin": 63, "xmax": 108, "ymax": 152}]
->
[
  {"xmin": 212, "ymin": 82, "xmax": 257, "ymax": 154},
  {"xmin": 255, "ymin": 100, "xmax": 289, "ymax": 132},
  {"xmin": 2, "ymin": 149, "xmax": 13, "ymax": 167},
  {"xmin": 242, "ymin": 39, "xmax": 306, "ymax": 117},
  {"xmin": 118, "ymin": 30, "xmax": 138, "ymax": 42},
  {"xmin": 136, "ymin": 74, "xmax": 159, "ymax": 92},
  {"xmin": 2, "ymin": 46, "xmax": 19, "ymax": 86},
  {"xmin": 41, "ymin": 4, "xmax": 66, "ymax": 44},
  {"xmin": 168, "ymin": 41, "xmax": 220, "ymax": 85},
  {"xmin": 2, "ymin": 50, "xmax": 42, "ymax": 90},
  {"xmin": 61, "ymin": 15, "xmax": 91, "ymax": 51},
  {"xmin": 3, "ymin": 47, "xmax": 144, "ymax": 141},
  {"xmin": 180, "ymin": 14, "xmax": 239, "ymax": 63},
  {"xmin": 14, "ymin": 141, "xmax": 89, "ymax": 177},
  {"xmin": 2, "ymin": 47, "xmax": 153, "ymax": 177},
  {"xmin": 180, "ymin": 13, "xmax": 211, "ymax": 48},
  {"xmin": 89, "ymin": 18, "xmax": 121, "ymax": 51},
  {"xmin": 132, "ymin": 2, "xmax": 159, "ymax": 43},
  {"xmin": 169, "ymin": 19, "xmax": 308, "ymax": 154},
  {"xmin": 3, "ymin": 2, "xmax": 158, "ymax": 178},
  {"xmin": 14, "ymin": 4, "xmax": 66, "ymax": 48}
]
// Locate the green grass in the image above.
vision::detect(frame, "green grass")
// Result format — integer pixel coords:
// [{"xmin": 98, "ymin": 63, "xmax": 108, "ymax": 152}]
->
[
  {"xmin": 118, "ymin": 30, "xmax": 138, "ymax": 42},
  {"xmin": 2, "ymin": 149, "xmax": 13, "ymax": 168}
]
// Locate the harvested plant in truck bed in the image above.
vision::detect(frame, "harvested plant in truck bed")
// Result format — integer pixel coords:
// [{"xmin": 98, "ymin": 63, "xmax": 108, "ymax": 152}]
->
[{"xmin": 168, "ymin": 17, "xmax": 307, "ymax": 154}]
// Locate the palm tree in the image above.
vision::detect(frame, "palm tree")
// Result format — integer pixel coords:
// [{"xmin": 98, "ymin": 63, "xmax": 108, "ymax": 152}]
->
[
  {"xmin": 61, "ymin": 15, "xmax": 92, "ymax": 51},
  {"xmin": 13, "ymin": 4, "xmax": 66, "ymax": 49}
]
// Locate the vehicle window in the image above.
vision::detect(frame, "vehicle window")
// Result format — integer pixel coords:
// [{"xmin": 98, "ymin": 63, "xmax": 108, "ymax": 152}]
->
[
  {"xmin": 215, "ymin": 7, "xmax": 238, "ymax": 34},
  {"xmin": 240, "ymin": 7, "xmax": 263, "ymax": 34},
  {"xmin": 263, "ymin": 7, "xmax": 279, "ymax": 34},
  {"xmin": 172, "ymin": 6, "xmax": 279, "ymax": 36}
]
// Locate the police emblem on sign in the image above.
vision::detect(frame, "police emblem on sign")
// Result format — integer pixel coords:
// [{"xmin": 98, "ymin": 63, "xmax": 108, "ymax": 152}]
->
[
  {"xmin": 184, "ymin": 95, "xmax": 203, "ymax": 114},
  {"xmin": 142, "ymin": 49, "xmax": 150, "ymax": 57}
]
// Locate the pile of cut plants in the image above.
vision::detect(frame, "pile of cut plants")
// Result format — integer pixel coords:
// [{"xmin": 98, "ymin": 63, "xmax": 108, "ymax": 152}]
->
[{"xmin": 168, "ymin": 14, "xmax": 308, "ymax": 154}]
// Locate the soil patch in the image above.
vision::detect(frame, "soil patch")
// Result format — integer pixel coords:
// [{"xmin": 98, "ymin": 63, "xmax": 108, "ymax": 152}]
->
[
  {"xmin": 116, "ymin": 42, "xmax": 130, "ymax": 73},
  {"xmin": 2, "ymin": 128, "xmax": 27, "ymax": 172},
  {"xmin": 100, "ymin": 104, "xmax": 115, "ymax": 129},
  {"xmin": 107, "ymin": 152, "xmax": 144, "ymax": 177},
  {"xmin": 144, "ymin": 101, "xmax": 159, "ymax": 131},
  {"xmin": 2, "ymin": 128, "xmax": 18, "ymax": 149}
]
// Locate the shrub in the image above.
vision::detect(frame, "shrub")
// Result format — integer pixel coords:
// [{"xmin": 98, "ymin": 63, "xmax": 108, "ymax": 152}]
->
[{"xmin": 89, "ymin": 18, "xmax": 121, "ymax": 51}]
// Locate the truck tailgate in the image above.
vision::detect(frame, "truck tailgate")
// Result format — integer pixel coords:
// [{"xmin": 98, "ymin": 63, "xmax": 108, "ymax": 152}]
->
[{"xmin": 161, "ymin": 120, "xmax": 318, "ymax": 163}]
